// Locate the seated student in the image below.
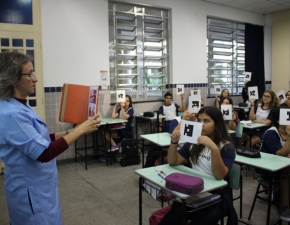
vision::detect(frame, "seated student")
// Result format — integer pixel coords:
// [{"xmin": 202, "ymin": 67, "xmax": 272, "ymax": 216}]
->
[
  {"xmin": 259, "ymin": 106, "xmax": 290, "ymax": 222},
  {"xmin": 233, "ymin": 80, "xmax": 252, "ymax": 120},
  {"xmin": 246, "ymin": 90, "xmax": 278, "ymax": 148},
  {"xmin": 169, "ymin": 99, "xmax": 205, "ymax": 133},
  {"xmin": 218, "ymin": 96, "xmax": 233, "ymax": 109},
  {"xmin": 215, "ymin": 88, "xmax": 229, "ymax": 108},
  {"xmin": 159, "ymin": 106, "xmax": 238, "ymax": 225},
  {"xmin": 280, "ymin": 90, "xmax": 290, "ymax": 107},
  {"xmin": 157, "ymin": 92, "xmax": 185, "ymax": 132},
  {"xmin": 104, "ymin": 95, "xmax": 134, "ymax": 151}
]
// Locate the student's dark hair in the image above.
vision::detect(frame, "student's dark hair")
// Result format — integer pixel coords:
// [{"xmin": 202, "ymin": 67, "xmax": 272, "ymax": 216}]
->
[
  {"xmin": 220, "ymin": 96, "xmax": 233, "ymax": 105},
  {"xmin": 126, "ymin": 94, "xmax": 133, "ymax": 108},
  {"xmin": 271, "ymin": 105, "xmax": 289, "ymax": 128},
  {"xmin": 190, "ymin": 106, "xmax": 232, "ymax": 164},
  {"xmin": 164, "ymin": 92, "xmax": 172, "ymax": 99}
]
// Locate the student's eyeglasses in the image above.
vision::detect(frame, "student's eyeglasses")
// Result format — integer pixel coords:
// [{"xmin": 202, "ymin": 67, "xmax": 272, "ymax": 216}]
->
[
  {"xmin": 21, "ymin": 71, "xmax": 36, "ymax": 80},
  {"xmin": 263, "ymin": 95, "xmax": 271, "ymax": 98}
]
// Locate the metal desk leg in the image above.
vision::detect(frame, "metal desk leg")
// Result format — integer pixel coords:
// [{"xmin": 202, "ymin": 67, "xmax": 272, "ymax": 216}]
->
[
  {"xmin": 142, "ymin": 139, "xmax": 145, "ymax": 168},
  {"xmin": 85, "ymin": 134, "xmax": 88, "ymax": 170},
  {"xmin": 135, "ymin": 117, "xmax": 139, "ymax": 141},
  {"xmin": 181, "ymin": 199, "xmax": 186, "ymax": 225},
  {"xmin": 139, "ymin": 177, "xmax": 143, "ymax": 225},
  {"xmin": 266, "ymin": 174, "xmax": 273, "ymax": 225},
  {"xmin": 240, "ymin": 175, "xmax": 243, "ymax": 218}
]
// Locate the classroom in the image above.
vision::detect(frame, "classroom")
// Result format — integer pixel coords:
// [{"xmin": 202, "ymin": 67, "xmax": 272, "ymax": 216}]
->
[{"xmin": 1, "ymin": 0, "xmax": 290, "ymax": 224}]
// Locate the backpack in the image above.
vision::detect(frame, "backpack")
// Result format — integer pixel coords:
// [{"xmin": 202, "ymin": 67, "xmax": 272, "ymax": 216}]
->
[
  {"xmin": 149, "ymin": 206, "xmax": 172, "ymax": 225},
  {"xmin": 119, "ymin": 139, "xmax": 141, "ymax": 167},
  {"xmin": 144, "ymin": 146, "xmax": 167, "ymax": 168}
]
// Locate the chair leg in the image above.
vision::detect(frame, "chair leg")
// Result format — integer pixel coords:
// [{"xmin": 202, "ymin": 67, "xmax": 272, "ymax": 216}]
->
[{"xmin": 248, "ymin": 182, "xmax": 262, "ymax": 220}]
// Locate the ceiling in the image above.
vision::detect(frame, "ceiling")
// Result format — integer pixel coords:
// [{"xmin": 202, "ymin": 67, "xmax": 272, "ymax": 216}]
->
[{"xmin": 199, "ymin": 0, "xmax": 290, "ymax": 15}]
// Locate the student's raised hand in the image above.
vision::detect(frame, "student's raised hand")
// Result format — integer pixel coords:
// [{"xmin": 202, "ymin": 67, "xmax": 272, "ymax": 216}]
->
[
  {"xmin": 197, "ymin": 135, "xmax": 215, "ymax": 149},
  {"xmin": 249, "ymin": 99, "xmax": 255, "ymax": 106},
  {"xmin": 76, "ymin": 114, "xmax": 101, "ymax": 135},
  {"xmin": 180, "ymin": 93, "xmax": 184, "ymax": 100},
  {"xmin": 183, "ymin": 109, "xmax": 196, "ymax": 121},
  {"xmin": 171, "ymin": 130, "xmax": 180, "ymax": 143}
]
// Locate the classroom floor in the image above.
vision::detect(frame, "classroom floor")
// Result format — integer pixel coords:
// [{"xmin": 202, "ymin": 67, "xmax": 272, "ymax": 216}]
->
[{"xmin": 0, "ymin": 156, "xmax": 286, "ymax": 225}]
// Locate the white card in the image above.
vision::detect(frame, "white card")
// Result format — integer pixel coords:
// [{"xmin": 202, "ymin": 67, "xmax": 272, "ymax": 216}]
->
[
  {"xmin": 248, "ymin": 86, "xmax": 259, "ymax": 100},
  {"xmin": 215, "ymin": 85, "xmax": 222, "ymax": 95},
  {"xmin": 279, "ymin": 108, "xmax": 290, "ymax": 125},
  {"xmin": 176, "ymin": 85, "xmax": 184, "ymax": 95},
  {"xmin": 180, "ymin": 120, "xmax": 202, "ymax": 144},
  {"xmin": 116, "ymin": 90, "xmax": 126, "ymax": 102},
  {"xmin": 220, "ymin": 104, "xmax": 232, "ymax": 121},
  {"xmin": 188, "ymin": 95, "xmax": 201, "ymax": 113},
  {"xmin": 190, "ymin": 89, "xmax": 200, "ymax": 96},
  {"xmin": 244, "ymin": 72, "xmax": 252, "ymax": 81},
  {"xmin": 277, "ymin": 90, "xmax": 286, "ymax": 104}
]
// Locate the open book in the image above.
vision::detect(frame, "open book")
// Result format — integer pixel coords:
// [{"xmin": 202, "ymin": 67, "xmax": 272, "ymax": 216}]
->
[{"xmin": 59, "ymin": 83, "xmax": 99, "ymax": 124}]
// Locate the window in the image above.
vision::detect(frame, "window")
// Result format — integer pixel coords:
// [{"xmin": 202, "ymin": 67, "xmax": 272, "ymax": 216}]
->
[
  {"xmin": 207, "ymin": 17, "xmax": 245, "ymax": 96},
  {"xmin": 108, "ymin": 1, "xmax": 170, "ymax": 101}
]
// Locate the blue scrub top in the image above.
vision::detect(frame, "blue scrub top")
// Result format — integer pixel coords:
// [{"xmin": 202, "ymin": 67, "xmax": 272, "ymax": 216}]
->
[{"xmin": 0, "ymin": 99, "xmax": 62, "ymax": 225}]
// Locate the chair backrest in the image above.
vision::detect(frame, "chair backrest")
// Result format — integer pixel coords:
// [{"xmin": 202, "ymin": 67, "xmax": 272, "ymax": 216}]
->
[{"xmin": 228, "ymin": 163, "xmax": 241, "ymax": 190}]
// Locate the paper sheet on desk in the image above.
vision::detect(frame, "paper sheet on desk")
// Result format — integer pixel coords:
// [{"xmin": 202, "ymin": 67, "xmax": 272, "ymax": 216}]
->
[
  {"xmin": 240, "ymin": 120, "xmax": 252, "ymax": 125},
  {"xmin": 143, "ymin": 180, "xmax": 161, "ymax": 199}
]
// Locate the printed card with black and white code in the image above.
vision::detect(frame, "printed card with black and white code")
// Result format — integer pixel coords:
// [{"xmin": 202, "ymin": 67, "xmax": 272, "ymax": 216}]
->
[
  {"xmin": 176, "ymin": 85, "xmax": 184, "ymax": 95},
  {"xmin": 277, "ymin": 90, "xmax": 286, "ymax": 104},
  {"xmin": 190, "ymin": 89, "xmax": 200, "ymax": 96},
  {"xmin": 188, "ymin": 95, "xmax": 201, "ymax": 113},
  {"xmin": 245, "ymin": 72, "xmax": 252, "ymax": 82},
  {"xmin": 116, "ymin": 90, "xmax": 126, "ymax": 102},
  {"xmin": 215, "ymin": 85, "xmax": 222, "ymax": 95},
  {"xmin": 180, "ymin": 120, "xmax": 202, "ymax": 144},
  {"xmin": 248, "ymin": 86, "xmax": 259, "ymax": 100},
  {"xmin": 279, "ymin": 108, "xmax": 290, "ymax": 125},
  {"xmin": 220, "ymin": 104, "xmax": 232, "ymax": 121}
]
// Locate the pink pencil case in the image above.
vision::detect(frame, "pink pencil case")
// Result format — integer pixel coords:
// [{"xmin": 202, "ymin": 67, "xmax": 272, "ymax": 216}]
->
[{"xmin": 165, "ymin": 172, "xmax": 204, "ymax": 195}]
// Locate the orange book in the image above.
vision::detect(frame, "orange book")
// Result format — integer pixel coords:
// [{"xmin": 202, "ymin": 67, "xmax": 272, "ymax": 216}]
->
[{"xmin": 59, "ymin": 83, "xmax": 99, "ymax": 124}]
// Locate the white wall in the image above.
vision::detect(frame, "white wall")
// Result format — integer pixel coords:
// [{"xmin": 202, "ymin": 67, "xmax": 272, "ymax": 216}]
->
[{"xmin": 41, "ymin": 0, "xmax": 266, "ymax": 87}]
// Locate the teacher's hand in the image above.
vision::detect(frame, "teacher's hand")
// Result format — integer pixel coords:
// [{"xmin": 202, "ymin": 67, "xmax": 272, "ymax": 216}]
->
[{"xmin": 77, "ymin": 114, "xmax": 101, "ymax": 135}]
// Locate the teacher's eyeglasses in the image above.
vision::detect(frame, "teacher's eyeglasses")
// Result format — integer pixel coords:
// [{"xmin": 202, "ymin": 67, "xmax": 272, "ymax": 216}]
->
[{"xmin": 21, "ymin": 71, "xmax": 36, "ymax": 80}]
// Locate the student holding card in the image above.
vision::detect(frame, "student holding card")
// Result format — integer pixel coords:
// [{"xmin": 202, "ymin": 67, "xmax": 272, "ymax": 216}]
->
[
  {"xmin": 215, "ymin": 88, "xmax": 229, "ymax": 108},
  {"xmin": 259, "ymin": 106, "xmax": 290, "ymax": 222},
  {"xmin": 247, "ymin": 90, "xmax": 278, "ymax": 148},
  {"xmin": 281, "ymin": 90, "xmax": 290, "ymax": 108},
  {"xmin": 104, "ymin": 94, "xmax": 134, "ymax": 152},
  {"xmin": 169, "ymin": 99, "xmax": 205, "ymax": 134},
  {"xmin": 157, "ymin": 92, "xmax": 185, "ymax": 132},
  {"xmin": 217, "ymin": 96, "xmax": 233, "ymax": 109},
  {"xmin": 0, "ymin": 52, "xmax": 101, "ymax": 225},
  {"xmin": 159, "ymin": 106, "xmax": 237, "ymax": 225}
]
